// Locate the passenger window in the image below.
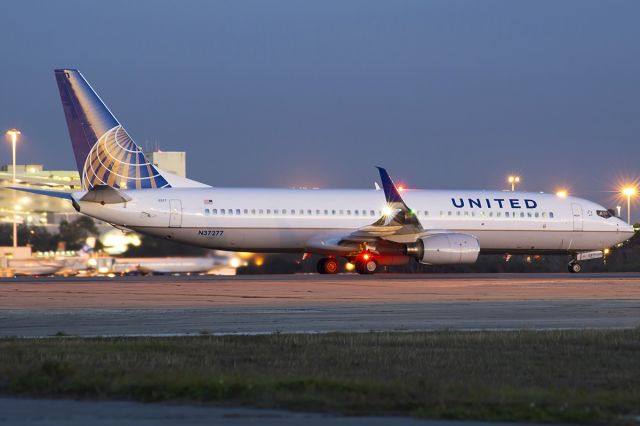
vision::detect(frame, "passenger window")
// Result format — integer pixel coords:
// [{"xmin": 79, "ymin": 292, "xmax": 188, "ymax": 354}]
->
[
  {"xmin": 464, "ymin": 211, "xmax": 469, "ymax": 216},
  {"xmin": 542, "ymin": 212, "xmax": 547, "ymax": 218},
  {"xmin": 266, "ymin": 209, "xmax": 271, "ymax": 214},
  {"xmin": 251, "ymin": 209, "xmax": 256, "ymax": 214},
  {"xmin": 221, "ymin": 209, "xmax": 226, "ymax": 215},
  {"xmin": 527, "ymin": 212, "xmax": 532, "ymax": 218},
  {"xmin": 424, "ymin": 211, "xmax": 429, "ymax": 216},
  {"xmin": 339, "ymin": 210, "xmax": 344, "ymax": 215},
  {"xmin": 489, "ymin": 212, "xmax": 493, "ymax": 217},
  {"xmin": 212, "ymin": 209, "xmax": 218, "ymax": 215},
  {"xmin": 520, "ymin": 212, "xmax": 525, "ymax": 218},
  {"xmin": 550, "ymin": 212, "xmax": 555, "ymax": 218},
  {"xmin": 299, "ymin": 209, "xmax": 304, "ymax": 215},
  {"xmin": 243, "ymin": 209, "xmax": 248, "ymax": 214},
  {"xmin": 448, "ymin": 211, "xmax": 452, "ymax": 216},
  {"xmin": 370, "ymin": 210, "xmax": 375, "ymax": 216},
  {"xmin": 505, "ymin": 212, "xmax": 509, "ymax": 218},
  {"xmin": 496, "ymin": 212, "xmax": 501, "ymax": 217},
  {"xmin": 535, "ymin": 212, "xmax": 539, "ymax": 218},
  {"xmin": 316, "ymin": 209, "xmax": 321, "ymax": 215},
  {"xmin": 228, "ymin": 209, "xmax": 233, "ymax": 216},
  {"xmin": 324, "ymin": 209, "xmax": 329, "ymax": 215},
  {"xmin": 332, "ymin": 210, "xmax": 336, "ymax": 215},
  {"xmin": 291, "ymin": 209, "xmax": 295, "ymax": 215},
  {"xmin": 259, "ymin": 209, "xmax": 264, "ymax": 214},
  {"xmin": 354, "ymin": 210, "xmax": 359, "ymax": 216},
  {"xmin": 204, "ymin": 209, "xmax": 210, "ymax": 216},
  {"xmin": 347, "ymin": 210, "xmax": 351, "ymax": 215},
  {"xmin": 236, "ymin": 209, "xmax": 241, "ymax": 215},
  {"xmin": 308, "ymin": 209, "xmax": 312, "ymax": 215}
]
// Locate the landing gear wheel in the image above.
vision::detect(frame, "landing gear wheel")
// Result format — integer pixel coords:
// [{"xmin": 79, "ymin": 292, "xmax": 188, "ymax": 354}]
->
[
  {"xmin": 568, "ymin": 262, "xmax": 581, "ymax": 273},
  {"xmin": 317, "ymin": 257, "xmax": 339, "ymax": 274},
  {"xmin": 356, "ymin": 259, "xmax": 378, "ymax": 275}
]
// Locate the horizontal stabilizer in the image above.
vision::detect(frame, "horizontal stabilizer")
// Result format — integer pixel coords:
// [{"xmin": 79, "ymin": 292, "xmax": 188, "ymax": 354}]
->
[{"xmin": 5, "ymin": 186, "xmax": 73, "ymax": 200}]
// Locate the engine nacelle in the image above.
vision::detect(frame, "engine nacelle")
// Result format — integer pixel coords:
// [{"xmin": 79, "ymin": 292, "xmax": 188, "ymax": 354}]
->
[{"xmin": 405, "ymin": 233, "xmax": 480, "ymax": 265}]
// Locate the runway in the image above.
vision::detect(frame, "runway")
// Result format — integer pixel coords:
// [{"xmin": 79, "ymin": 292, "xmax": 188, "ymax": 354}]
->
[{"xmin": 1, "ymin": 273, "xmax": 640, "ymax": 336}]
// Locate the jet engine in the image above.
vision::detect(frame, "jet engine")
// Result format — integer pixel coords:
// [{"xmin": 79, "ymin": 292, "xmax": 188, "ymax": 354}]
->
[{"xmin": 404, "ymin": 233, "xmax": 480, "ymax": 265}]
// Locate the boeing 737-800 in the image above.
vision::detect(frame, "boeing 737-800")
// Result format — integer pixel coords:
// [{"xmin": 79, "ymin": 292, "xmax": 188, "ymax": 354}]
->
[{"xmin": 11, "ymin": 69, "xmax": 635, "ymax": 274}]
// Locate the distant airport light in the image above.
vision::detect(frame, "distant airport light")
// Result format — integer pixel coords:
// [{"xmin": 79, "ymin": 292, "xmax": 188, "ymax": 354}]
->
[
  {"xmin": 622, "ymin": 186, "xmax": 636, "ymax": 224},
  {"xmin": 508, "ymin": 175, "xmax": 520, "ymax": 192},
  {"xmin": 6, "ymin": 128, "xmax": 21, "ymax": 248},
  {"xmin": 556, "ymin": 190, "xmax": 568, "ymax": 198}
]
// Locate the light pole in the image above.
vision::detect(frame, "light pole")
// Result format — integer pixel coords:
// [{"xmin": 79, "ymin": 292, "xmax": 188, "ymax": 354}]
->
[
  {"xmin": 622, "ymin": 187, "xmax": 636, "ymax": 225},
  {"xmin": 6, "ymin": 129, "xmax": 20, "ymax": 248},
  {"xmin": 508, "ymin": 175, "xmax": 520, "ymax": 192},
  {"xmin": 616, "ymin": 205, "xmax": 622, "ymax": 218}
]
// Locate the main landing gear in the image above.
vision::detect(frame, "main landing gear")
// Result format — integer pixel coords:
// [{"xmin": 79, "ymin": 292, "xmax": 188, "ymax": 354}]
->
[
  {"xmin": 317, "ymin": 257, "xmax": 339, "ymax": 274},
  {"xmin": 355, "ymin": 256, "xmax": 378, "ymax": 275},
  {"xmin": 316, "ymin": 255, "xmax": 379, "ymax": 274}
]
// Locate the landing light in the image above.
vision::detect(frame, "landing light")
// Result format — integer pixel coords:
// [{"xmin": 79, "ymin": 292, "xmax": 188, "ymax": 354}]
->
[
  {"xmin": 345, "ymin": 262, "xmax": 355, "ymax": 271},
  {"xmin": 382, "ymin": 205, "xmax": 393, "ymax": 216}
]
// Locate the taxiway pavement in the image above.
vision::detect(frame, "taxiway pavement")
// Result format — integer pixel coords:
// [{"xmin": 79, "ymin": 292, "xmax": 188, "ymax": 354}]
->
[{"xmin": 1, "ymin": 273, "xmax": 639, "ymax": 336}]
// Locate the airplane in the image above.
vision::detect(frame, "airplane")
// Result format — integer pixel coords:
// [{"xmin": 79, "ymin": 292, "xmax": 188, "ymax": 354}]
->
[{"xmin": 10, "ymin": 69, "xmax": 635, "ymax": 274}]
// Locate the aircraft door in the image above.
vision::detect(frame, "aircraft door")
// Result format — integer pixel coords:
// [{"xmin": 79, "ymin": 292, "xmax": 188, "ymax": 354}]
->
[
  {"xmin": 169, "ymin": 199, "xmax": 182, "ymax": 227},
  {"xmin": 571, "ymin": 203, "xmax": 583, "ymax": 231}
]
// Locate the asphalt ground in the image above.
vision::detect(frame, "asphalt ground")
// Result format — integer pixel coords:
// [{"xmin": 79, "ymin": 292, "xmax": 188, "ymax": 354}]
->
[
  {"xmin": 0, "ymin": 397, "xmax": 560, "ymax": 426},
  {"xmin": 1, "ymin": 273, "xmax": 639, "ymax": 336}
]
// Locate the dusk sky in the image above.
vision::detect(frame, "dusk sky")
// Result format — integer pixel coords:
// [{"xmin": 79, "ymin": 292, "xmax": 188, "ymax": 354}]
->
[{"xmin": 2, "ymin": 1, "xmax": 639, "ymax": 214}]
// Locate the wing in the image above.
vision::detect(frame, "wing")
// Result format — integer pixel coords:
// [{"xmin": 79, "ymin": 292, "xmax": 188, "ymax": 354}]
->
[{"xmin": 305, "ymin": 167, "xmax": 428, "ymax": 255}]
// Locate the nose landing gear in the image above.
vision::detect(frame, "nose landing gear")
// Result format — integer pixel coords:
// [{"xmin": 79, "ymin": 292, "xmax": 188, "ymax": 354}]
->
[{"xmin": 568, "ymin": 260, "xmax": 582, "ymax": 273}]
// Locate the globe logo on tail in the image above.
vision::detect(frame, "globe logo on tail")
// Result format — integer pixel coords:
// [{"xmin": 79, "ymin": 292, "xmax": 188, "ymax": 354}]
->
[{"xmin": 82, "ymin": 125, "xmax": 170, "ymax": 190}]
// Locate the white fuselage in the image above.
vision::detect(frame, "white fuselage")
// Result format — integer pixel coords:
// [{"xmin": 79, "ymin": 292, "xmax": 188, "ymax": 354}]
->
[{"xmin": 75, "ymin": 187, "xmax": 634, "ymax": 255}]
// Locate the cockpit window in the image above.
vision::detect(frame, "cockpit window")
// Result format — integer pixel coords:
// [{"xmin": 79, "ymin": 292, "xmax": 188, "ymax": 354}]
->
[{"xmin": 597, "ymin": 210, "xmax": 613, "ymax": 219}]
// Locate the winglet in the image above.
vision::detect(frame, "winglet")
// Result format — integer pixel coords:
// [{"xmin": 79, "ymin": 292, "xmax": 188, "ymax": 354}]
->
[{"xmin": 376, "ymin": 166, "xmax": 405, "ymax": 204}]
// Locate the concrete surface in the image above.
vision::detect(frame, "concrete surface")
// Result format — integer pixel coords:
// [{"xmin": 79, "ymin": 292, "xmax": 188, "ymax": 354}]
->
[
  {"xmin": 0, "ymin": 397, "xmax": 567, "ymax": 426},
  {"xmin": 1, "ymin": 273, "xmax": 640, "ymax": 336}
]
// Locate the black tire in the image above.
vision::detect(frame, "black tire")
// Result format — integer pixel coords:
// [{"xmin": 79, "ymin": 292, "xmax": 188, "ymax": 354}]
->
[
  {"xmin": 568, "ymin": 262, "xmax": 581, "ymax": 273},
  {"xmin": 356, "ymin": 259, "xmax": 378, "ymax": 275},
  {"xmin": 318, "ymin": 257, "xmax": 339, "ymax": 274}
]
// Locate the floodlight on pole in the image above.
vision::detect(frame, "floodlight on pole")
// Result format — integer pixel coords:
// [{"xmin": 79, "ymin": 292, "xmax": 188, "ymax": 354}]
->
[
  {"xmin": 622, "ymin": 187, "xmax": 636, "ymax": 225},
  {"xmin": 6, "ymin": 129, "xmax": 21, "ymax": 248},
  {"xmin": 508, "ymin": 175, "xmax": 520, "ymax": 192}
]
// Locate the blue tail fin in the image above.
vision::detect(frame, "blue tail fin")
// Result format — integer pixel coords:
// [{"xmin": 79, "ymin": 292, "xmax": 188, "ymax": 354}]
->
[{"xmin": 55, "ymin": 69, "xmax": 171, "ymax": 190}]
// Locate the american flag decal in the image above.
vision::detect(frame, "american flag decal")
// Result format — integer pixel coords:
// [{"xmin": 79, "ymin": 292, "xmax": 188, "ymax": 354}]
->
[{"xmin": 204, "ymin": 199, "xmax": 213, "ymax": 205}]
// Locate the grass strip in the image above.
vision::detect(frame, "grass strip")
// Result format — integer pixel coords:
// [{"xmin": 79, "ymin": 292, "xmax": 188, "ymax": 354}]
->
[{"xmin": 1, "ymin": 330, "xmax": 640, "ymax": 424}]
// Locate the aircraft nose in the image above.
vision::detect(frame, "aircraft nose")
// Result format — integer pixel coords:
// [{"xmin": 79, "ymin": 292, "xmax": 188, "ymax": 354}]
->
[{"xmin": 620, "ymin": 220, "xmax": 635, "ymax": 236}]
